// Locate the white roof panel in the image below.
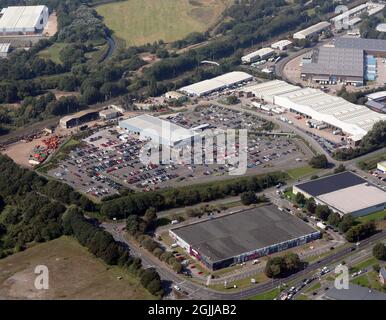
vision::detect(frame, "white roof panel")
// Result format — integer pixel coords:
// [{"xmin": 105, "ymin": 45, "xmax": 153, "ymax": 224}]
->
[
  {"xmin": 275, "ymin": 86, "xmax": 386, "ymax": 138},
  {"xmin": 318, "ymin": 183, "xmax": 386, "ymax": 214},
  {"xmin": 119, "ymin": 114, "xmax": 197, "ymax": 144},
  {"xmin": 0, "ymin": 6, "xmax": 46, "ymax": 30},
  {"xmin": 179, "ymin": 71, "xmax": 252, "ymax": 96}
]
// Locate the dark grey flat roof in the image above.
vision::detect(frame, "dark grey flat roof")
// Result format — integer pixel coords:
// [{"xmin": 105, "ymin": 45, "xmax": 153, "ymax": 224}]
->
[
  {"xmin": 172, "ymin": 205, "xmax": 317, "ymax": 263},
  {"xmin": 335, "ymin": 37, "xmax": 386, "ymax": 52},
  {"xmin": 295, "ymin": 171, "xmax": 366, "ymax": 197},
  {"xmin": 324, "ymin": 283, "xmax": 386, "ymax": 300},
  {"xmin": 301, "ymin": 47, "xmax": 364, "ymax": 78}
]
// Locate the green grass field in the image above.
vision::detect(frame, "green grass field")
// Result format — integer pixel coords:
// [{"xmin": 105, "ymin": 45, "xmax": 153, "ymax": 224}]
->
[
  {"xmin": 357, "ymin": 210, "xmax": 386, "ymax": 223},
  {"xmin": 96, "ymin": 0, "xmax": 227, "ymax": 46},
  {"xmin": 0, "ymin": 236, "xmax": 156, "ymax": 299},
  {"xmin": 38, "ymin": 43, "xmax": 67, "ymax": 64},
  {"xmin": 286, "ymin": 165, "xmax": 319, "ymax": 180},
  {"xmin": 249, "ymin": 287, "xmax": 281, "ymax": 300}
]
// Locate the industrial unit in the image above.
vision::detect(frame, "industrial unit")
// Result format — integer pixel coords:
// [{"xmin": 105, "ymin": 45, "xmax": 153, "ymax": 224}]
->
[
  {"xmin": 271, "ymin": 40, "xmax": 293, "ymax": 51},
  {"xmin": 0, "ymin": 5, "xmax": 48, "ymax": 35},
  {"xmin": 378, "ymin": 161, "xmax": 386, "ymax": 173},
  {"xmin": 170, "ymin": 205, "xmax": 320, "ymax": 270},
  {"xmin": 301, "ymin": 47, "xmax": 364, "ymax": 86},
  {"xmin": 178, "ymin": 71, "xmax": 253, "ymax": 97},
  {"xmin": 293, "ymin": 172, "xmax": 386, "ymax": 217},
  {"xmin": 241, "ymin": 80, "xmax": 300, "ymax": 104},
  {"xmin": 241, "ymin": 47, "xmax": 275, "ymax": 64},
  {"xmin": 293, "ymin": 21, "xmax": 331, "ymax": 40},
  {"xmin": 0, "ymin": 42, "xmax": 10, "ymax": 57},
  {"xmin": 366, "ymin": 91, "xmax": 386, "ymax": 113},
  {"xmin": 118, "ymin": 114, "xmax": 199, "ymax": 148},
  {"xmin": 331, "ymin": 2, "xmax": 384, "ymax": 29},
  {"xmin": 59, "ymin": 110, "xmax": 100, "ymax": 129},
  {"xmin": 302, "ymin": 37, "xmax": 386, "ymax": 86},
  {"xmin": 241, "ymin": 80, "xmax": 386, "ymax": 142},
  {"xmin": 99, "ymin": 108, "xmax": 121, "ymax": 120}
]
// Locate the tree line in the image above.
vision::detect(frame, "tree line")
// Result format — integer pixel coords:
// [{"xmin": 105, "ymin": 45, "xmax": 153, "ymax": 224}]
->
[
  {"xmin": 100, "ymin": 172, "xmax": 287, "ymax": 219},
  {"xmin": 63, "ymin": 207, "xmax": 164, "ymax": 296}
]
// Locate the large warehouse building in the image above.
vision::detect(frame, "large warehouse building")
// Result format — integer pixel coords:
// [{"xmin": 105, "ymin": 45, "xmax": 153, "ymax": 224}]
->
[
  {"xmin": 119, "ymin": 114, "xmax": 199, "ymax": 148},
  {"xmin": 242, "ymin": 80, "xmax": 386, "ymax": 142},
  {"xmin": 0, "ymin": 6, "xmax": 49, "ymax": 35},
  {"xmin": 178, "ymin": 71, "xmax": 253, "ymax": 97},
  {"xmin": 293, "ymin": 171, "xmax": 386, "ymax": 217},
  {"xmin": 293, "ymin": 21, "xmax": 331, "ymax": 40},
  {"xmin": 170, "ymin": 205, "xmax": 320, "ymax": 270},
  {"xmin": 302, "ymin": 37, "xmax": 386, "ymax": 85}
]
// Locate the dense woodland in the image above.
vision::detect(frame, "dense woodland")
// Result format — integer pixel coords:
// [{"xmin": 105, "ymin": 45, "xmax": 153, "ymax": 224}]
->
[{"xmin": 0, "ymin": 154, "xmax": 163, "ymax": 296}]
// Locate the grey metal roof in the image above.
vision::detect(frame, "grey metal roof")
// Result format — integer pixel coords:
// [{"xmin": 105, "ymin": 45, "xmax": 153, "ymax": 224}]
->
[
  {"xmin": 301, "ymin": 47, "xmax": 364, "ymax": 78},
  {"xmin": 295, "ymin": 171, "xmax": 366, "ymax": 197},
  {"xmin": 172, "ymin": 205, "xmax": 317, "ymax": 263},
  {"xmin": 366, "ymin": 100, "xmax": 386, "ymax": 113},
  {"xmin": 324, "ymin": 283, "xmax": 386, "ymax": 300},
  {"xmin": 335, "ymin": 37, "xmax": 386, "ymax": 52}
]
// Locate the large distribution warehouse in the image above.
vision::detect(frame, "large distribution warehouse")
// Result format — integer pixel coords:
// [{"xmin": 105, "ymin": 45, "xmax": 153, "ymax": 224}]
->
[
  {"xmin": 293, "ymin": 171, "xmax": 386, "ymax": 217},
  {"xmin": 119, "ymin": 114, "xmax": 199, "ymax": 148},
  {"xmin": 178, "ymin": 71, "xmax": 253, "ymax": 97},
  {"xmin": 0, "ymin": 6, "xmax": 48, "ymax": 35},
  {"xmin": 242, "ymin": 80, "xmax": 386, "ymax": 142},
  {"xmin": 170, "ymin": 205, "xmax": 320, "ymax": 270},
  {"xmin": 302, "ymin": 37, "xmax": 386, "ymax": 85}
]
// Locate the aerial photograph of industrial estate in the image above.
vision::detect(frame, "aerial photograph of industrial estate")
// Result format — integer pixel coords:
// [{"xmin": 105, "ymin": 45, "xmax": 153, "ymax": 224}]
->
[{"xmin": 1, "ymin": 0, "xmax": 386, "ymax": 308}]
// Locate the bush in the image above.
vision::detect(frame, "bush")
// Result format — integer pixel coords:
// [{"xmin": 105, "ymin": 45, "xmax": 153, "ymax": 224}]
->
[
  {"xmin": 309, "ymin": 154, "xmax": 328, "ymax": 169},
  {"xmin": 265, "ymin": 253, "xmax": 302, "ymax": 278},
  {"xmin": 240, "ymin": 191, "xmax": 258, "ymax": 205},
  {"xmin": 373, "ymin": 243, "xmax": 386, "ymax": 260}
]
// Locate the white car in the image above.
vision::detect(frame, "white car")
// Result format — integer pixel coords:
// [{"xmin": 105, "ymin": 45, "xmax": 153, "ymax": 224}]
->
[{"xmin": 173, "ymin": 285, "xmax": 181, "ymax": 291}]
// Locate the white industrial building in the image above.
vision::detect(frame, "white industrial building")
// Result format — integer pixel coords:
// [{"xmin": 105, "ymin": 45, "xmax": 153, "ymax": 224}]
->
[
  {"xmin": 99, "ymin": 108, "xmax": 121, "ymax": 120},
  {"xmin": 178, "ymin": 71, "xmax": 253, "ymax": 97},
  {"xmin": 271, "ymin": 40, "xmax": 293, "ymax": 51},
  {"xmin": 293, "ymin": 172, "xmax": 386, "ymax": 217},
  {"xmin": 241, "ymin": 80, "xmax": 386, "ymax": 141},
  {"xmin": 241, "ymin": 80, "xmax": 300, "ymax": 104},
  {"xmin": 0, "ymin": 43, "xmax": 10, "ymax": 57},
  {"xmin": 0, "ymin": 5, "xmax": 48, "ymax": 35},
  {"xmin": 331, "ymin": 2, "xmax": 384, "ymax": 29},
  {"xmin": 118, "ymin": 114, "xmax": 199, "ymax": 148},
  {"xmin": 293, "ymin": 21, "xmax": 331, "ymax": 40},
  {"xmin": 377, "ymin": 161, "xmax": 386, "ymax": 173},
  {"xmin": 241, "ymin": 47, "xmax": 275, "ymax": 64}
]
